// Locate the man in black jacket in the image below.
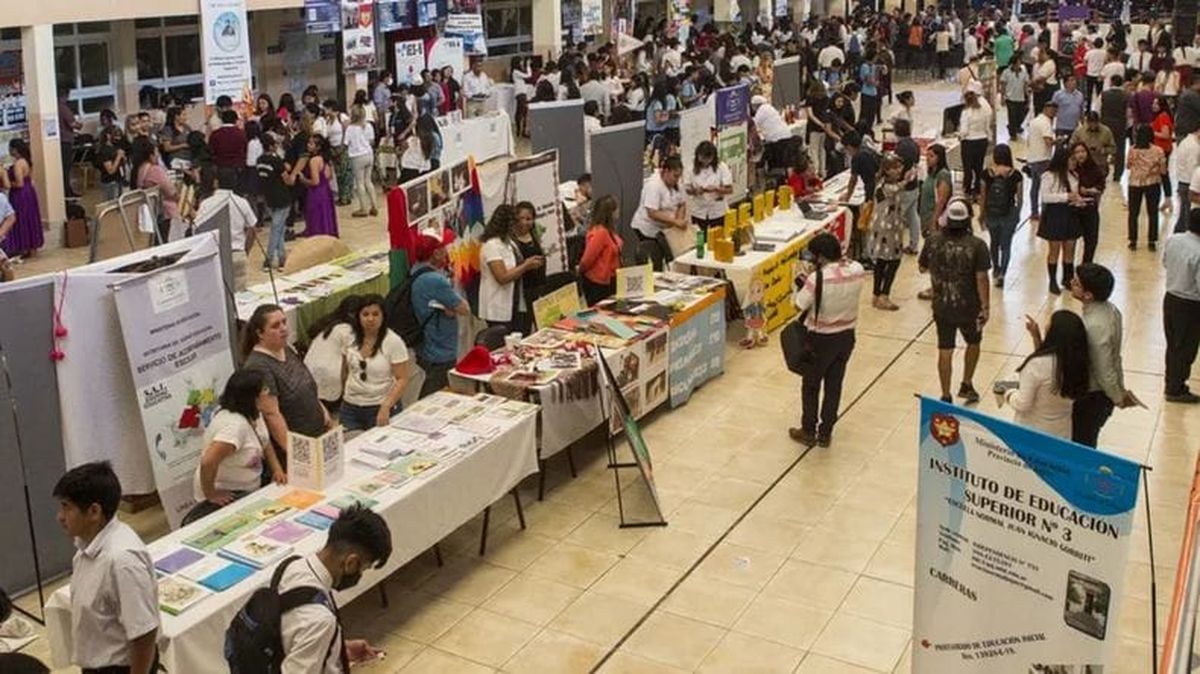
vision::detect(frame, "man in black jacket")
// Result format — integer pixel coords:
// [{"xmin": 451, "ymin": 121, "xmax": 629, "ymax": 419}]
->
[{"xmin": 1099, "ymin": 75, "xmax": 1129, "ymax": 182}]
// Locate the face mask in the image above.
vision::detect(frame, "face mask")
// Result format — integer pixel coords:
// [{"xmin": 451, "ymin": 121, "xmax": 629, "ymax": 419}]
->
[{"xmin": 334, "ymin": 561, "xmax": 363, "ymax": 591}]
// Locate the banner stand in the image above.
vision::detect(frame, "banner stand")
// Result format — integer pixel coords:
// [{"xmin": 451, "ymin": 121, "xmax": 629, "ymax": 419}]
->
[
  {"xmin": 0, "ymin": 345, "xmax": 46, "ymax": 626},
  {"xmin": 595, "ymin": 345, "xmax": 666, "ymax": 529},
  {"xmin": 1143, "ymin": 467, "xmax": 1159, "ymax": 674}
]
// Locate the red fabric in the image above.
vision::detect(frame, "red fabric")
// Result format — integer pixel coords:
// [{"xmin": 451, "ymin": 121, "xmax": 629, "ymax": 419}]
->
[
  {"xmin": 788, "ymin": 172, "xmax": 824, "ymax": 198},
  {"xmin": 209, "ymin": 126, "xmax": 247, "ymax": 168},
  {"xmin": 1152, "ymin": 112, "xmax": 1175, "ymax": 154},
  {"xmin": 456, "ymin": 346, "xmax": 495, "ymax": 375},
  {"xmin": 386, "ymin": 186, "xmax": 417, "ymax": 260}
]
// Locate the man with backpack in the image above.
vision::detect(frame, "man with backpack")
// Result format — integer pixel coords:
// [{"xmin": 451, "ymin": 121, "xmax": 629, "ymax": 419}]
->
[
  {"xmin": 408, "ymin": 235, "xmax": 469, "ymax": 397},
  {"xmin": 226, "ymin": 504, "xmax": 392, "ymax": 673}
]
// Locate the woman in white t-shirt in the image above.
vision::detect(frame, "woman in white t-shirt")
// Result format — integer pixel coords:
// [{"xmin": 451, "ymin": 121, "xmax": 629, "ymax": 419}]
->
[
  {"xmin": 1000, "ymin": 310, "xmax": 1090, "ymax": 439},
  {"xmin": 339, "ymin": 294, "xmax": 411, "ymax": 431},
  {"xmin": 183, "ymin": 370, "xmax": 271, "ymax": 525},
  {"xmin": 683, "ymin": 141, "xmax": 733, "ymax": 230},
  {"xmin": 304, "ymin": 295, "xmax": 362, "ymax": 412},
  {"xmin": 478, "ymin": 204, "xmax": 545, "ymax": 335}
]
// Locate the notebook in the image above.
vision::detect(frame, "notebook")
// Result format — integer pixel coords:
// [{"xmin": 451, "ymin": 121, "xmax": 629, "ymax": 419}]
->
[
  {"xmin": 261, "ymin": 520, "xmax": 315, "ymax": 545},
  {"xmin": 179, "ymin": 557, "xmax": 258, "ymax": 592},
  {"xmin": 218, "ymin": 537, "xmax": 293, "ymax": 569},
  {"xmin": 154, "ymin": 547, "xmax": 206, "ymax": 575},
  {"xmin": 158, "ymin": 576, "xmax": 211, "ymax": 616},
  {"xmin": 296, "ymin": 511, "xmax": 336, "ymax": 530}
]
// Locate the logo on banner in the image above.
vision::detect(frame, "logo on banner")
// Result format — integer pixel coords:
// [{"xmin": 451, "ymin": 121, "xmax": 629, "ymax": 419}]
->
[
  {"xmin": 716, "ymin": 85, "xmax": 749, "ymax": 126},
  {"xmin": 931, "ymin": 413, "xmax": 961, "ymax": 447},
  {"xmin": 213, "ymin": 12, "xmax": 243, "ymax": 52},
  {"xmin": 142, "ymin": 383, "xmax": 171, "ymax": 409}
]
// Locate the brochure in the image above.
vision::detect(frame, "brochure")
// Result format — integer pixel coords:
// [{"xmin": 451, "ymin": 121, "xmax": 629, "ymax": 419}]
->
[
  {"xmin": 218, "ymin": 537, "xmax": 294, "ymax": 569},
  {"xmin": 276, "ymin": 489, "xmax": 324, "ymax": 509},
  {"xmin": 295, "ymin": 511, "xmax": 336, "ymax": 531},
  {"xmin": 158, "ymin": 576, "xmax": 211, "ymax": 616},
  {"xmin": 180, "ymin": 557, "xmax": 258, "ymax": 592},
  {"xmin": 154, "ymin": 547, "xmax": 207, "ymax": 575},
  {"xmin": 390, "ymin": 453, "xmax": 442, "ymax": 477},
  {"xmin": 261, "ymin": 520, "xmax": 315, "ymax": 545},
  {"xmin": 183, "ymin": 513, "xmax": 258, "ymax": 553}
]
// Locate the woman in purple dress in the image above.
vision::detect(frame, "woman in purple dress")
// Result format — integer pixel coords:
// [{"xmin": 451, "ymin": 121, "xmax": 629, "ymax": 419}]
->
[
  {"xmin": 298, "ymin": 134, "xmax": 338, "ymax": 238},
  {"xmin": 1, "ymin": 139, "xmax": 43, "ymax": 258}
]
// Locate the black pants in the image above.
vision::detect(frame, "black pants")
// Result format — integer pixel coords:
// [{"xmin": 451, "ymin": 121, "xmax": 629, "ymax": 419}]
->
[
  {"xmin": 61, "ymin": 141, "xmax": 75, "ymax": 194},
  {"xmin": 1164, "ymin": 292, "xmax": 1200, "ymax": 396},
  {"xmin": 1086, "ymin": 76, "xmax": 1101, "ymax": 109},
  {"xmin": 860, "ymin": 94, "xmax": 879, "ymax": 128},
  {"xmin": 800, "ymin": 330, "xmax": 855, "ymax": 438},
  {"xmin": 1108, "ymin": 124, "xmax": 1127, "ymax": 180},
  {"xmin": 1128, "ymin": 184, "xmax": 1161, "ymax": 244},
  {"xmin": 1078, "ymin": 206, "xmax": 1100, "ymax": 263},
  {"xmin": 872, "ymin": 258, "xmax": 900, "ymax": 296},
  {"xmin": 82, "ymin": 653, "xmax": 160, "ymax": 674},
  {"xmin": 634, "ymin": 231, "xmax": 672, "ymax": 271},
  {"xmin": 1177, "ymin": 183, "xmax": 1191, "ymax": 233},
  {"xmin": 181, "ymin": 491, "xmax": 250, "ymax": 526},
  {"xmin": 1072, "ymin": 391, "xmax": 1115, "ymax": 447},
  {"xmin": 579, "ymin": 275, "xmax": 614, "ymax": 306},
  {"xmin": 418, "ymin": 358, "xmax": 455, "ymax": 398},
  {"xmin": 1006, "ymin": 100, "xmax": 1028, "ymax": 139},
  {"xmin": 961, "ymin": 138, "xmax": 988, "ymax": 196}
]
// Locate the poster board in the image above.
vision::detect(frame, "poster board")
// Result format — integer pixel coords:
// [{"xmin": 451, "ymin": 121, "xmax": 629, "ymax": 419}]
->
[
  {"xmin": 505, "ymin": 150, "xmax": 568, "ymax": 275},
  {"xmin": 305, "ymin": 0, "xmax": 341, "ymax": 33},
  {"xmin": 914, "ymin": 397, "xmax": 1141, "ymax": 672},
  {"xmin": 678, "ymin": 104, "xmax": 714, "ymax": 179},
  {"xmin": 532, "ymin": 282, "xmax": 582, "ymax": 330},
  {"xmin": 529, "ymin": 99, "xmax": 585, "ymax": 183},
  {"xmin": 588, "ymin": 121, "xmax": 645, "ymax": 265},
  {"xmin": 718, "ymin": 123, "xmax": 749, "ymax": 202},
  {"xmin": 377, "ymin": 0, "xmax": 413, "ymax": 30},
  {"xmin": 615, "ymin": 263, "xmax": 653, "ymax": 298},
  {"xmin": 596, "ymin": 347, "xmax": 665, "ymax": 527},
  {"xmin": 772, "ymin": 56, "xmax": 802, "ymax": 109},
  {"xmin": 427, "ymin": 36, "xmax": 466, "ymax": 79},
  {"xmin": 443, "ymin": 13, "xmax": 487, "ymax": 55},
  {"xmin": 341, "ymin": 0, "xmax": 378, "ymax": 71},
  {"xmin": 200, "ymin": 0, "xmax": 253, "ymax": 105},
  {"xmin": 394, "ymin": 40, "xmax": 426, "ymax": 84}
]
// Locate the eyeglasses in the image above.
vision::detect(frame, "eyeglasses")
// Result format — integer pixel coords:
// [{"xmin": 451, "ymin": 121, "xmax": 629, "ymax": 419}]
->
[{"xmin": 359, "ymin": 359, "xmax": 367, "ymax": 382}]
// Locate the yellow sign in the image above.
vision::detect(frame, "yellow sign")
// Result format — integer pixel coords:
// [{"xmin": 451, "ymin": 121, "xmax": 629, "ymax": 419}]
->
[
  {"xmin": 532, "ymin": 282, "xmax": 583, "ymax": 330},
  {"xmin": 615, "ymin": 263, "xmax": 654, "ymax": 298}
]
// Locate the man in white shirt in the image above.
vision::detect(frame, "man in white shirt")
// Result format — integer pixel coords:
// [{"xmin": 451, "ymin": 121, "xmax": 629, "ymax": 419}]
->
[
  {"xmin": 630, "ymin": 155, "xmax": 687, "ymax": 270},
  {"xmin": 1127, "ymin": 40, "xmax": 1153, "ymax": 74},
  {"xmin": 193, "ymin": 168, "xmax": 258, "ymax": 289},
  {"xmin": 1161, "ymin": 211, "xmax": 1200, "ymax": 403},
  {"xmin": 580, "ymin": 70, "xmax": 611, "ymax": 120},
  {"xmin": 1099, "ymin": 48, "xmax": 1126, "ymax": 89},
  {"xmin": 462, "ymin": 60, "xmax": 493, "ymax": 118},
  {"xmin": 660, "ymin": 39, "xmax": 682, "ymax": 76},
  {"xmin": 583, "ymin": 101, "xmax": 602, "ymax": 171},
  {"xmin": 1175, "ymin": 127, "xmax": 1200, "ymax": 233},
  {"xmin": 278, "ymin": 504, "xmax": 392, "ymax": 673},
  {"xmin": 818, "ymin": 41, "xmax": 845, "ymax": 70},
  {"xmin": 55, "ymin": 462, "xmax": 159, "ymax": 674},
  {"xmin": 1084, "ymin": 38, "xmax": 1108, "ymax": 109},
  {"xmin": 1026, "ymin": 101, "xmax": 1058, "ymax": 221},
  {"xmin": 751, "ymin": 95, "xmax": 793, "ymax": 170}
]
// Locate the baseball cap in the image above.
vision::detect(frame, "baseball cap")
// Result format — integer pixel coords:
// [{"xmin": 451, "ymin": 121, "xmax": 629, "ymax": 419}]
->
[
  {"xmin": 945, "ymin": 197, "xmax": 971, "ymax": 228},
  {"xmin": 751, "ymin": 95, "xmax": 768, "ymax": 106}
]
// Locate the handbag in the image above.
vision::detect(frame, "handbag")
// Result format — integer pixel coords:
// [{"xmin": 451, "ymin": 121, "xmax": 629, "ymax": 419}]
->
[{"xmin": 780, "ymin": 266, "xmax": 823, "ymax": 376}]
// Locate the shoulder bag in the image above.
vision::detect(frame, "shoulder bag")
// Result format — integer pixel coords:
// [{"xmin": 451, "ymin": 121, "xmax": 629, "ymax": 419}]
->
[{"xmin": 781, "ymin": 265, "xmax": 823, "ymax": 376}]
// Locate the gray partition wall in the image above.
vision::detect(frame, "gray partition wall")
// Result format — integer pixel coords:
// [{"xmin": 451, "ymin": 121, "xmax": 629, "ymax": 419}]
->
[
  {"xmin": 0, "ymin": 279, "xmax": 76, "ymax": 596},
  {"xmin": 530, "ymin": 99, "xmax": 586, "ymax": 182},
  {"xmin": 772, "ymin": 56, "xmax": 803, "ymax": 109},
  {"xmin": 589, "ymin": 121, "xmax": 646, "ymax": 266}
]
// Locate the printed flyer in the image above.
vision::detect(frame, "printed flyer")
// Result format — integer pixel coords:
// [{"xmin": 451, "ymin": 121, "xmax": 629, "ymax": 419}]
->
[
  {"xmin": 914, "ymin": 397, "xmax": 1141, "ymax": 673},
  {"xmin": 199, "ymin": 0, "xmax": 252, "ymax": 104},
  {"xmin": 112, "ymin": 249, "xmax": 235, "ymax": 528}
]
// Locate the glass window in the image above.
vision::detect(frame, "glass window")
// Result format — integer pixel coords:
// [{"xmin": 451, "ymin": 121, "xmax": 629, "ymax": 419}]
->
[
  {"xmin": 135, "ymin": 18, "xmax": 161, "ymax": 29},
  {"xmin": 137, "ymin": 37, "xmax": 165, "ymax": 80},
  {"xmin": 54, "ymin": 45, "xmax": 77, "ymax": 90},
  {"xmin": 0, "ymin": 28, "xmax": 19, "ymax": 41},
  {"xmin": 78, "ymin": 42, "xmax": 110, "ymax": 88},
  {"xmin": 53, "ymin": 24, "xmax": 73, "ymax": 36},
  {"xmin": 168, "ymin": 83, "xmax": 204, "ymax": 102},
  {"xmin": 164, "ymin": 34, "xmax": 201, "ymax": 77},
  {"xmin": 485, "ymin": 7, "xmax": 519, "ymax": 39},
  {"xmin": 164, "ymin": 16, "xmax": 199, "ymax": 27},
  {"xmin": 517, "ymin": 6, "xmax": 532, "ymax": 35},
  {"xmin": 80, "ymin": 95, "xmax": 115, "ymax": 114},
  {"xmin": 77, "ymin": 22, "xmax": 111, "ymax": 34}
]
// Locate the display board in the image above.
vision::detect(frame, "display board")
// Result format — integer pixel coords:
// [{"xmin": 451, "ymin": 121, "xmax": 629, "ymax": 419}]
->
[
  {"xmin": 667, "ymin": 292, "xmax": 724, "ymax": 407},
  {"xmin": 588, "ymin": 120, "xmax": 646, "ymax": 266},
  {"xmin": 394, "ymin": 40, "xmax": 425, "ymax": 84},
  {"xmin": 341, "ymin": 0, "xmax": 378, "ymax": 71},
  {"xmin": 914, "ymin": 397, "xmax": 1141, "ymax": 673},
  {"xmin": 772, "ymin": 56, "xmax": 802, "ymax": 109},
  {"xmin": 199, "ymin": 0, "xmax": 253, "ymax": 104},
  {"xmin": 678, "ymin": 103, "xmax": 715, "ymax": 180},
  {"xmin": 505, "ymin": 150, "xmax": 568, "ymax": 275},
  {"xmin": 529, "ymin": 99, "xmax": 586, "ymax": 183}
]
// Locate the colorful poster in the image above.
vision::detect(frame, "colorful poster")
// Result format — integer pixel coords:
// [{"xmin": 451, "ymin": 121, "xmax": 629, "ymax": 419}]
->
[
  {"xmin": 305, "ymin": 0, "xmax": 341, "ymax": 33},
  {"xmin": 377, "ymin": 0, "xmax": 413, "ymax": 31},
  {"xmin": 668, "ymin": 0, "xmax": 691, "ymax": 43},
  {"xmin": 200, "ymin": 0, "xmax": 253, "ymax": 105},
  {"xmin": 505, "ymin": 150, "xmax": 568, "ymax": 276},
  {"xmin": 341, "ymin": 0, "xmax": 378, "ymax": 71},
  {"xmin": 111, "ymin": 249, "xmax": 236, "ymax": 529},
  {"xmin": 667, "ymin": 292, "xmax": 725, "ymax": 407},
  {"xmin": 427, "ymin": 37, "xmax": 465, "ymax": 80},
  {"xmin": 715, "ymin": 83, "xmax": 750, "ymax": 127},
  {"xmin": 394, "ymin": 40, "xmax": 426, "ymax": 84},
  {"xmin": 914, "ymin": 397, "xmax": 1141, "ymax": 673},
  {"xmin": 416, "ymin": 0, "xmax": 440, "ymax": 26},
  {"xmin": 0, "ymin": 50, "xmax": 26, "ymax": 133},
  {"xmin": 717, "ymin": 123, "xmax": 748, "ymax": 202},
  {"xmin": 443, "ymin": 13, "xmax": 487, "ymax": 56},
  {"xmin": 532, "ymin": 282, "xmax": 582, "ymax": 330}
]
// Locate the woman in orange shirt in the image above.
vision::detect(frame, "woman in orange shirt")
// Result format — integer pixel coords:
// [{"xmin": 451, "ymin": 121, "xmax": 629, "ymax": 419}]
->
[
  {"xmin": 578, "ymin": 195, "xmax": 624, "ymax": 306},
  {"xmin": 1151, "ymin": 95, "xmax": 1175, "ymax": 214}
]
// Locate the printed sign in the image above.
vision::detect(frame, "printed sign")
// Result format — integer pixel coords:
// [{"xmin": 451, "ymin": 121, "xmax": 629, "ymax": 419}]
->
[
  {"xmin": 715, "ymin": 83, "xmax": 750, "ymax": 127},
  {"xmin": 615, "ymin": 264, "xmax": 653, "ymax": 299},
  {"xmin": 341, "ymin": 0, "xmax": 378, "ymax": 71},
  {"xmin": 394, "ymin": 40, "xmax": 426, "ymax": 84},
  {"xmin": 532, "ymin": 282, "xmax": 582, "ymax": 331},
  {"xmin": 200, "ymin": 0, "xmax": 253, "ymax": 104},
  {"xmin": 305, "ymin": 0, "xmax": 341, "ymax": 33},
  {"xmin": 443, "ymin": 13, "xmax": 487, "ymax": 56}
]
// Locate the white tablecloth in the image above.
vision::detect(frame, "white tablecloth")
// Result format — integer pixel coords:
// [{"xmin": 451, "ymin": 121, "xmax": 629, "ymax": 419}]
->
[
  {"xmin": 671, "ymin": 204, "xmax": 848, "ymax": 304},
  {"xmin": 438, "ymin": 111, "xmax": 515, "ymax": 167},
  {"xmin": 46, "ymin": 392, "xmax": 539, "ymax": 672}
]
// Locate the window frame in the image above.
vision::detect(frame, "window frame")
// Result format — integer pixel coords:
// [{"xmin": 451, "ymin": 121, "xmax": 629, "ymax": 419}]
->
[
  {"xmin": 135, "ymin": 17, "xmax": 205, "ymax": 105},
  {"xmin": 53, "ymin": 22, "xmax": 116, "ymax": 119},
  {"xmin": 483, "ymin": 0, "xmax": 533, "ymax": 56}
]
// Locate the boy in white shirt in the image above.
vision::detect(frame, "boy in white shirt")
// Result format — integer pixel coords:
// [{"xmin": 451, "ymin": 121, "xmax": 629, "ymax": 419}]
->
[
  {"xmin": 55, "ymin": 462, "xmax": 159, "ymax": 674},
  {"xmin": 193, "ymin": 167, "xmax": 258, "ymax": 290}
]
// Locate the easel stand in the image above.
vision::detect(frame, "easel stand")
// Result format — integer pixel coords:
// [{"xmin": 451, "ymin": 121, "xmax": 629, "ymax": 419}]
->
[{"xmin": 0, "ymin": 347, "xmax": 46, "ymax": 626}]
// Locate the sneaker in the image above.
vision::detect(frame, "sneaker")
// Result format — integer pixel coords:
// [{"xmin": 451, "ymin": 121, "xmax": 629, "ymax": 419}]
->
[
  {"xmin": 788, "ymin": 427, "xmax": 818, "ymax": 447},
  {"xmin": 1165, "ymin": 391, "xmax": 1200, "ymax": 404},
  {"xmin": 958, "ymin": 383, "xmax": 981, "ymax": 405}
]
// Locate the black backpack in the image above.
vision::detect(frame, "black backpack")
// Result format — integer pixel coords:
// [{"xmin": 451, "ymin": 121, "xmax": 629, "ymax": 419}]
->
[
  {"xmin": 224, "ymin": 556, "xmax": 341, "ymax": 674},
  {"xmin": 984, "ymin": 172, "xmax": 1019, "ymax": 217},
  {"xmin": 386, "ymin": 267, "xmax": 438, "ymax": 348}
]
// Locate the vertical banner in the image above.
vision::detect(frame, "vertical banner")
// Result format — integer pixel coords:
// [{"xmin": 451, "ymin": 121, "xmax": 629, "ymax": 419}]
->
[
  {"xmin": 581, "ymin": 0, "xmax": 603, "ymax": 35},
  {"xmin": 341, "ymin": 0, "xmax": 378, "ymax": 71},
  {"xmin": 668, "ymin": 0, "xmax": 691, "ymax": 43},
  {"xmin": 610, "ymin": 0, "xmax": 635, "ymax": 41},
  {"xmin": 668, "ymin": 292, "xmax": 725, "ymax": 407},
  {"xmin": 111, "ymin": 251, "xmax": 236, "ymax": 529},
  {"xmin": 427, "ymin": 36, "xmax": 465, "ymax": 79},
  {"xmin": 443, "ymin": 14, "xmax": 487, "ymax": 56},
  {"xmin": 715, "ymin": 83, "xmax": 750, "ymax": 127},
  {"xmin": 505, "ymin": 150, "xmax": 568, "ymax": 275},
  {"xmin": 914, "ymin": 397, "xmax": 1141, "ymax": 673},
  {"xmin": 1160, "ymin": 454, "xmax": 1200, "ymax": 674},
  {"xmin": 200, "ymin": 0, "xmax": 253, "ymax": 105},
  {"xmin": 394, "ymin": 40, "xmax": 426, "ymax": 84},
  {"xmin": 678, "ymin": 104, "xmax": 714, "ymax": 178},
  {"xmin": 377, "ymin": 0, "xmax": 413, "ymax": 31},
  {"xmin": 305, "ymin": 0, "xmax": 342, "ymax": 33},
  {"xmin": 718, "ymin": 123, "xmax": 748, "ymax": 202}
]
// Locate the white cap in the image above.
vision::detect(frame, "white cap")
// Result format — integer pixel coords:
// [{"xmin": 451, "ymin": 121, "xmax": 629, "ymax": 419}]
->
[{"xmin": 750, "ymin": 95, "xmax": 768, "ymax": 107}]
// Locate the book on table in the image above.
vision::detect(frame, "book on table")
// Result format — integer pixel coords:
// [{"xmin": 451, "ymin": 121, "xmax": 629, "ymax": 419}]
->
[
  {"xmin": 218, "ymin": 536, "xmax": 294, "ymax": 569},
  {"xmin": 261, "ymin": 519, "xmax": 315, "ymax": 545},
  {"xmin": 295, "ymin": 511, "xmax": 337, "ymax": 531},
  {"xmin": 276, "ymin": 489, "xmax": 324, "ymax": 509},
  {"xmin": 158, "ymin": 576, "xmax": 211, "ymax": 616},
  {"xmin": 154, "ymin": 547, "xmax": 206, "ymax": 575},
  {"xmin": 183, "ymin": 512, "xmax": 258, "ymax": 553},
  {"xmin": 179, "ymin": 556, "xmax": 258, "ymax": 592}
]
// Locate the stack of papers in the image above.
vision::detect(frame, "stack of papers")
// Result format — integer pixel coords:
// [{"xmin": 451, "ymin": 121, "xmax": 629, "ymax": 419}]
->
[
  {"xmin": 358, "ymin": 427, "xmax": 419, "ymax": 460},
  {"xmin": 180, "ymin": 557, "xmax": 258, "ymax": 592},
  {"xmin": 219, "ymin": 537, "xmax": 294, "ymax": 569},
  {"xmin": 183, "ymin": 513, "xmax": 259, "ymax": 553},
  {"xmin": 158, "ymin": 577, "xmax": 211, "ymax": 616}
]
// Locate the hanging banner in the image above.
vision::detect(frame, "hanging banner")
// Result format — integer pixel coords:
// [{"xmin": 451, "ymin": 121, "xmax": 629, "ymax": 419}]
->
[
  {"xmin": 377, "ymin": 0, "xmax": 413, "ymax": 31},
  {"xmin": 416, "ymin": 0, "xmax": 440, "ymax": 26},
  {"xmin": 341, "ymin": 0, "xmax": 378, "ymax": 71},
  {"xmin": 305, "ymin": 0, "xmax": 341, "ymax": 33},
  {"xmin": 610, "ymin": 0, "xmax": 635, "ymax": 41},
  {"xmin": 394, "ymin": 40, "xmax": 426, "ymax": 84},
  {"xmin": 427, "ymin": 36, "xmax": 465, "ymax": 79},
  {"xmin": 111, "ymin": 248, "xmax": 236, "ymax": 529},
  {"xmin": 581, "ymin": 0, "xmax": 603, "ymax": 35},
  {"xmin": 505, "ymin": 150, "xmax": 568, "ymax": 276},
  {"xmin": 444, "ymin": 13, "xmax": 487, "ymax": 56},
  {"xmin": 715, "ymin": 83, "xmax": 750, "ymax": 127},
  {"xmin": 717, "ymin": 123, "xmax": 748, "ymax": 201},
  {"xmin": 668, "ymin": 0, "xmax": 691, "ymax": 43},
  {"xmin": 914, "ymin": 397, "xmax": 1141, "ymax": 673},
  {"xmin": 200, "ymin": 0, "xmax": 253, "ymax": 105}
]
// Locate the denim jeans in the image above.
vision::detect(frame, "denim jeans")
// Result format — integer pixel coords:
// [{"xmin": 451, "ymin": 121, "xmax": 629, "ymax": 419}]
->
[
  {"xmin": 339, "ymin": 401, "xmax": 402, "ymax": 432},
  {"xmin": 985, "ymin": 209, "xmax": 1019, "ymax": 276},
  {"xmin": 101, "ymin": 181, "xmax": 122, "ymax": 202},
  {"xmin": 267, "ymin": 206, "xmax": 289, "ymax": 267},
  {"xmin": 1028, "ymin": 161, "xmax": 1048, "ymax": 218},
  {"xmin": 898, "ymin": 188, "xmax": 920, "ymax": 250}
]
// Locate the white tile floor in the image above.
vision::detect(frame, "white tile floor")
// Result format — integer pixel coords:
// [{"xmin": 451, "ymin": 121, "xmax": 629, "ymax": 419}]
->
[{"xmin": 12, "ymin": 79, "xmax": 1200, "ymax": 673}]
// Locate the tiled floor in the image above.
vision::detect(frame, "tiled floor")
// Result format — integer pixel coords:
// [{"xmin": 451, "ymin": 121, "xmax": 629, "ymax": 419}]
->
[{"xmin": 13, "ymin": 81, "xmax": 1200, "ymax": 673}]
